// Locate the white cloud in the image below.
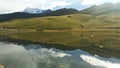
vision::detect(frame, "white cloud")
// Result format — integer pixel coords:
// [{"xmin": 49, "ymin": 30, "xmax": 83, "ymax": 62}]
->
[
  {"xmin": 81, "ymin": 0, "xmax": 103, "ymax": 5},
  {"xmin": 0, "ymin": 0, "xmax": 73, "ymax": 14},
  {"xmin": 27, "ymin": 0, "xmax": 73, "ymax": 10},
  {"xmin": 81, "ymin": 0, "xmax": 120, "ymax": 5}
]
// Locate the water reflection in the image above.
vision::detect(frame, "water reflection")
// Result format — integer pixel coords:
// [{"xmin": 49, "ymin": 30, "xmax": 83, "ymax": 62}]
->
[{"xmin": 0, "ymin": 42, "xmax": 120, "ymax": 68}]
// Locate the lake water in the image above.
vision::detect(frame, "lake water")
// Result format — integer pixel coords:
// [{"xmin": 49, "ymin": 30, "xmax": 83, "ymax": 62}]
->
[{"xmin": 0, "ymin": 42, "xmax": 120, "ymax": 68}]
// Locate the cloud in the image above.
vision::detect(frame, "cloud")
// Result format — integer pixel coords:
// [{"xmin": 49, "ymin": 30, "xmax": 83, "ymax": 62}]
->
[
  {"xmin": 0, "ymin": 0, "xmax": 73, "ymax": 14},
  {"xmin": 81, "ymin": 0, "xmax": 120, "ymax": 5},
  {"xmin": 32, "ymin": 0, "xmax": 72, "ymax": 10},
  {"xmin": 81, "ymin": 0, "xmax": 103, "ymax": 5}
]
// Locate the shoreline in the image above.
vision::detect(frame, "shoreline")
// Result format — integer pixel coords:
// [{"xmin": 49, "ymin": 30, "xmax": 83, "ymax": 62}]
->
[{"xmin": 0, "ymin": 36, "xmax": 78, "ymax": 50}]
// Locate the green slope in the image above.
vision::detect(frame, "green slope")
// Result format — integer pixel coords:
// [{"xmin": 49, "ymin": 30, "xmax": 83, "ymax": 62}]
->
[{"xmin": 0, "ymin": 14, "xmax": 119, "ymax": 30}]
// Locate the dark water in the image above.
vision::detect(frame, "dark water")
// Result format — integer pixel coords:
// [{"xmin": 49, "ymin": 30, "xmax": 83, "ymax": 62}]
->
[{"xmin": 0, "ymin": 42, "xmax": 120, "ymax": 68}]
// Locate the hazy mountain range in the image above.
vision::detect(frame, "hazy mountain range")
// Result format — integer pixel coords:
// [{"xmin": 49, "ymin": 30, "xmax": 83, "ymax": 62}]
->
[
  {"xmin": 80, "ymin": 2, "xmax": 120, "ymax": 15},
  {"xmin": 0, "ymin": 8, "xmax": 79, "ymax": 22},
  {"xmin": 0, "ymin": 3, "xmax": 120, "ymax": 22}
]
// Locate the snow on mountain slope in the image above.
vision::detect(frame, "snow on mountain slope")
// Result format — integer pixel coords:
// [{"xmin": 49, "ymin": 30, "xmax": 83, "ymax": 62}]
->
[{"xmin": 23, "ymin": 7, "xmax": 52, "ymax": 14}]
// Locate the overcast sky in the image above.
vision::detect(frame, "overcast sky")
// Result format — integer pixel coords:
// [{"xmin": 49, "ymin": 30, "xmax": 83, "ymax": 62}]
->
[{"xmin": 0, "ymin": 0, "xmax": 120, "ymax": 14}]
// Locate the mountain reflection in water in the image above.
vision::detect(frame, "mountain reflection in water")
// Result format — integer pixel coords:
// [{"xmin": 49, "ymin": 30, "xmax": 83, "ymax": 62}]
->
[{"xmin": 0, "ymin": 42, "xmax": 120, "ymax": 68}]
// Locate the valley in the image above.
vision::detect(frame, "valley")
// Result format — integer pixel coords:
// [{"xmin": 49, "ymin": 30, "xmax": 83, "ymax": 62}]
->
[{"xmin": 0, "ymin": 2, "xmax": 120, "ymax": 68}]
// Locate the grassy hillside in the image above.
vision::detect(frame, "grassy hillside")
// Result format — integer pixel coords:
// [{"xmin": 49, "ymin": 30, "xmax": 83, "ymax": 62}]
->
[
  {"xmin": 0, "ymin": 8, "xmax": 79, "ymax": 22},
  {"xmin": 0, "ymin": 14, "xmax": 120, "ymax": 30}
]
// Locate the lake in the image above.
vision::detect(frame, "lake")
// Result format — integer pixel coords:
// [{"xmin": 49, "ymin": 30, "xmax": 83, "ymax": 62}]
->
[{"xmin": 0, "ymin": 41, "xmax": 120, "ymax": 68}]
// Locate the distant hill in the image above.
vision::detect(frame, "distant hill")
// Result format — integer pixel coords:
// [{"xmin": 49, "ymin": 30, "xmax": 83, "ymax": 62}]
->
[
  {"xmin": 45, "ymin": 8, "xmax": 79, "ymax": 16},
  {"xmin": 0, "ymin": 8, "xmax": 79, "ymax": 22},
  {"xmin": 80, "ymin": 2, "xmax": 120, "ymax": 15},
  {"xmin": 0, "ymin": 12, "xmax": 41, "ymax": 22}
]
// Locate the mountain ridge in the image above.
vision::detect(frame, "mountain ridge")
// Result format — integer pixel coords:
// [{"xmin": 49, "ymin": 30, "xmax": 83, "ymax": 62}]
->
[
  {"xmin": 23, "ymin": 7, "xmax": 52, "ymax": 14},
  {"xmin": 80, "ymin": 2, "xmax": 120, "ymax": 15},
  {"xmin": 1, "ymin": 2, "xmax": 120, "ymax": 22},
  {"xmin": 0, "ymin": 8, "xmax": 79, "ymax": 22}
]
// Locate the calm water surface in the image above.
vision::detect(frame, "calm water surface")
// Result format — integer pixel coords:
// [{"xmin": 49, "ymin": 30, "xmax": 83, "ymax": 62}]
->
[{"xmin": 0, "ymin": 42, "xmax": 120, "ymax": 68}]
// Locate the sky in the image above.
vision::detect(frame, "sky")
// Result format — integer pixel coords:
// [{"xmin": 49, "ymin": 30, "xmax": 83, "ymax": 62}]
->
[{"xmin": 0, "ymin": 0, "xmax": 120, "ymax": 14}]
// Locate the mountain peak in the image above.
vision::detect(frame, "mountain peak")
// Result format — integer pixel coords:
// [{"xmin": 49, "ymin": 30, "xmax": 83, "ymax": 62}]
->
[{"xmin": 23, "ymin": 7, "xmax": 52, "ymax": 14}]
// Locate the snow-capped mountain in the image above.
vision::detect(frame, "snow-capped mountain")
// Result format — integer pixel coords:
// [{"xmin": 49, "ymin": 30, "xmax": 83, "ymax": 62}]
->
[{"xmin": 23, "ymin": 7, "xmax": 52, "ymax": 14}]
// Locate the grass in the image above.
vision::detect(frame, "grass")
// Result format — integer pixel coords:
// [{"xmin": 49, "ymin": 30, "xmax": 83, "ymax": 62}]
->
[{"xmin": 0, "ymin": 14, "xmax": 120, "ymax": 30}]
